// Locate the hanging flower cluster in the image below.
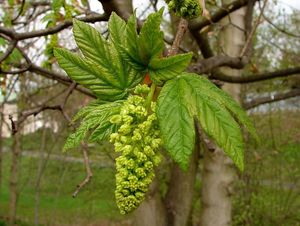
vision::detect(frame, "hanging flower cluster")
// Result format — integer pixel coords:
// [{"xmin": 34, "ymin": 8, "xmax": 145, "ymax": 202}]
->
[{"xmin": 109, "ymin": 85, "xmax": 162, "ymax": 214}]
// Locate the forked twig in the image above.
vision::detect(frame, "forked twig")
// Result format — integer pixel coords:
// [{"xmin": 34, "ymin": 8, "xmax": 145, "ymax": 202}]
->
[
  {"xmin": 72, "ymin": 143, "xmax": 93, "ymax": 198},
  {"xmin": 239, "ymin": 0, "xmax": 268, "ymax": 58}
]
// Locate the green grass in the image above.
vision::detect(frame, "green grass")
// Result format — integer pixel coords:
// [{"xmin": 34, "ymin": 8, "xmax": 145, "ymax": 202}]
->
[
  {"xmin": 1, "ymin": 111, "xmax": 299, "ymax": 225},
  {"xmin": 0, "ymin": 151, "xmax": 127, "ymax": 226},
  {"xmin": 232, "ymin": 111, "xmax": 300, "ymax": 226}
]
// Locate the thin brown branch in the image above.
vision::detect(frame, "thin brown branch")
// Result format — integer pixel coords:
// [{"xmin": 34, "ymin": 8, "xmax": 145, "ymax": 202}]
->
[
  {"xmin": 8, "ymin": 115, "xmax": 17, "ymax": 135},
  {"xmin": 164, "ymin": 36, "xmax": 192, "ymax": 55},
  {"xmin": 12, "ymin": 82, "xmax": 77, "ymax": 133},
  {"xmin": 61, "ymin": 82, "xmax": 77, "ymax": 109},
  {"xmin": 244, "ymin": 88, "xmax": 300, "ymax": 109},
  {"xmin": 29, "ymin": 1, "xmax": 50, "ymax": 7},
  {"xmin": 189, "ymin": 0, "xmax": 258, "ymax": 31},
  {"xmin": 0, "ymin": 26, "xmax": 16, "ymax": 38},
  {"xmin": 12, "ymin": 0, "xmax": 26, "ymax": 23},
  {"xmin": 239, "ymin": 0, "xmax": 267, "ymax": 57},
  {"xmin": 189, "ymin": 5, "xmax": 300, "ymax": 85},
  {"xmin": 28, "ymin": 64, "xmax": 95, "ymax": 98},
  {"xmin": 0, "ymin": 66, "xmax": 31, "ymax": 75},
  {"xmin": 189, "ymin": 55, "xmax": 246, "ymax": 74},
  {"xmin": 0, "ymin": 13, "xmax": 109, "ymax": 40},
  {"xmin": 15, "ymin": 45, "xmax": 32, "ymax": 65},
  {"xmin": 8, "ymin": 45, "xmax": 93, "ymax": 97},
  {"xmin": 17, "ymin": 8, "xmax": 51, "ymax": 26},
  {"xmin": 72, "ymin": 144, "xmax": 93, "ymax": 198},
  {"xmin": 0, "ymin": 40, "xmax": 17, "ymax": 63},
  {"xmin": 244, "ymin": 0, "xmax": 256, "ymax": 36},
  {"xmin": 190, "ymin": 31, "xmax": 214, "ymax": 58},
  {"xmin": 210, "ymin": 66, "xmax": 300, "ymax": 83},
  {"xmin": 261, "ymin": 4, "xmax": 300, "ymax": 39},
  {"xmin": 18, "ymin": 105, "xmax": 62, "ymax": 126},
  {"xmin": 168, "ymin": 19, "xmax": 189, "ymax": 56}
]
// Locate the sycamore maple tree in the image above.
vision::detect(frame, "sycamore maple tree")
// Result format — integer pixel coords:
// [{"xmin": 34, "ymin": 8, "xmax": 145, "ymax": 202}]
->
[{"xmin": 54, "ymin": 6, "xmax": 258, "ymax": 214}]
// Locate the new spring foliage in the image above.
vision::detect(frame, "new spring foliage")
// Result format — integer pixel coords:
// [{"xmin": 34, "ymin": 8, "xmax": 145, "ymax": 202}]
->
[{"xmin": 55, "ymin": 9, "xmax": 258, "ymax": 214}]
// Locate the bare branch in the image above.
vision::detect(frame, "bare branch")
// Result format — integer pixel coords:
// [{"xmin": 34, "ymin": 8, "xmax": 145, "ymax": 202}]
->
[
  {"xmin": 28, "ymin": 64, "xmax": 95, "ymax": 98},
  {"xmin": 210, "ymin": 67, "xmax": 300, "ymax": 83},
  {"xmin": 261, "ymin": 4, "xmax": 300, "ymax": 39},
  {"xmin": 244, "ymin": 0, "xmax": 256, "ymax": 36},
  {"xmin": 168, "ymin": 19, "xmax": 189, "ymax": 56},
  {"xmin": 0, "ymin": 40, "xmax": 17, "ymax": 63},
  {"xmin": 72, "ymin": 144, "xmax": 93, "ymax": 198},
  {"xmin": 189, "ymin": 55, "xmax": 246, "ymax": 74},
  {"xmin": 17, "ymin": 105, "xmax": 63, "ymax": 126},
  {"xmin": 0, "ymin": 13, "xmax": 109, "ymax": 40},
  {"xmin": 239, "ymin": 0, "xmax": 267, "ymax": 57},
  {"xmin": 12, "ymin": 0, "xmax": 26, "ymax": 23},
  {"xmin": 189, "ymin": 0, "xmax": 258, "ymax": 31},
  {"xmin": 0, "ymin": 27, "xmax": 16, "ymax": 38},
  {"xmin": 0, "ymin": 66, "xmax": 31, "ymax": 75},
  {"xmin": 9, "ymin": 115, "xmax": 17, "ymax": 135},
  {"xmin": 61, "ymin": 82, "xmax": 77, "ymax": 109},
  {"xmin": 190, "ymin": 31, "xmax": 214, "ymax": 58},
  {"xmin": 29, "ymin": 1, "xmax": 51, "ymax": 7},
  {"xmin": 11, "ymin": 82, "xmax": 78, "ymax": 134},
  {"xmin": 244, "ymin": 88, "xmax": 300, "ymax": 109}
]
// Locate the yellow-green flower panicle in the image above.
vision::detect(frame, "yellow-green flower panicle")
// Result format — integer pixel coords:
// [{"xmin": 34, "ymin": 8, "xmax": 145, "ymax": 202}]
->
[{"xmin": 109, "ymin": 84, "xmax": 162, "ymax": 215}]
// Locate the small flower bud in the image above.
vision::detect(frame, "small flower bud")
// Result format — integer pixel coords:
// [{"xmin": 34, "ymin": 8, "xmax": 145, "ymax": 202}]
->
[{"xmin": 110, "ymin": 115, "xmax": 122, "ymax": 124}]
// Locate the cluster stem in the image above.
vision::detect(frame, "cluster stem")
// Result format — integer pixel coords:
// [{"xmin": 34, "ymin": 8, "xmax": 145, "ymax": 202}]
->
[{"xmin": 145, "ymin": 83, "xmax": 156, "ymax": 112}]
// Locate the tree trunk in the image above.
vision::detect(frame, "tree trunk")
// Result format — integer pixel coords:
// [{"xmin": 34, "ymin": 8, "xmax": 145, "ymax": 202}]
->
[
  {"xmin": 164, "ymin": 143, "xmax": 199, "ymax": 226},
  {"xmin": 200, "ymin": 147, "xmax": 237, "ymax": 226},
  {"xmin": 9, "ymin": 74, "xmax": 26, "ymax": 226},
  {"xmin": 200, "ymin": 2, "xmax": 247, "ymax": 226},
  {"xmin": 34, "ymin": 126, "xmax": 47, "ymax": 226},
  {"xmin": 9, "ymin": 131, "xmax": 21, "ymax": 226},
  {"xmin": 134, "ymin": 179, "xmax": 167, "ymax": 226},
  {"xmin": 0, "ymin": 108, "xmax": 3, "ymax": 193}
]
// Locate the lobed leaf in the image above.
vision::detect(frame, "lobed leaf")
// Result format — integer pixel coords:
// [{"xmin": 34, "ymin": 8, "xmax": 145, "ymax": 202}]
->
[
  {"xmin": 63, "ymin": 101, "xmax": 123, "ymax": 151},
  {"xmin": 182, "ymin": 74, "xmax": 245, "ymax": 170},
  {"xmin": 121, "ymin": 13, "xmax": 144, "ymax": 70},
  {"xmin": 187, "ymin": 74, "xmax": 259, "ymax": 142},
  {"xmin": 138, "ymin": 8, "xmax": 164, "ymax": 64},
  {"xmin": 121, "ymin": 9, "xmax": 166, "ymax": 72},
  {"xmin": 157, "ymin": 77, "xmax": 195, "ymax": 170},
  {"xmin": 149, "ymin": 53, "xmax": 193, "ymax": 84},
  {"xmin": 108, "ymin": 12, "xmax": 127, "ymax": 49},
  {"xmin": 54, "ymin": 48, "xmax": 127, "ymax": 101},
  {"xmin": 157, "ymin": 73, "xmax": 251, "ymax": 171},
  {"xmin": 73, "ymin": 19, "xmax": 109, "ymax": 68}
]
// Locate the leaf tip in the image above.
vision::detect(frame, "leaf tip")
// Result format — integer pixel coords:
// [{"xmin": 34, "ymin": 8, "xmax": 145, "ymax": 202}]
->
[
  {"xmin": 178, "ymin": 162, "xmax": 189, "ymax": 172},
  {"xmin": 72, "ymin": 18, "xmax": 80, "ymax": 27},
  {"xmin": 53, "ymin": 47, "xmax": 62, "ymax": 58},
  {"xmin": 158, "ymin": 7, "xmax": 164, "ymax": 16},
  {"xmin": 238, "ymin": 162, "xmax": 244, "ymax": 172}
]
